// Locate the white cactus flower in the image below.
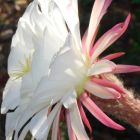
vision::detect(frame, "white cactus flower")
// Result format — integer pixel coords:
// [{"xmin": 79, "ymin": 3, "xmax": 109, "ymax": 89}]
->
[{"xmin": 1, "ymin": 0, "xmax": 140, "ymax": 140}]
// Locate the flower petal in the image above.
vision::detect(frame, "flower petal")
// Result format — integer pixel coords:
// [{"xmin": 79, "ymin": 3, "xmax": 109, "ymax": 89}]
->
[
  {"xmin": 5, "ymin": 106, "xmax": 26, "ymax": 140},
  {"xmin": 13, "ymin": 100, "xmax": 52, "ymax": 140},
  {"xmin": 54, "ymin": 0, "xmax": 82, "ymax": 51},
  {"xmin": 31, "ymin": 29, "xmax": 66, "ymax": 88},
  {"xmin": 62, "ymin": 90, "xmax": 77, "ymax": 109},
  {"xmin": 38, "ymin": 104, "xmax": 61, "ymax": 139},
  {"xmin": 29, "ymin": 107, "xmax": 49, "ymax": 139},
  {"xmin": 22, "ymin": 0, "xmax": 68, "ymax": 40},
  {"xmin": 18, "ymin": 123, "xmax": 30, "ymax": 140},
  {"xmin": 114, "ymin": 65, "xmax": 140, "ymax": 73},
  {"xmin": 1, "ymin": 78, "xmax": 21, "ymax": 114},
  {"xmin": 69, "ymin": 100, "xmax": 89, "ymax": 140},
  {"xmin": 80, "ymin": 93, "xmax": 125, "ymax": 130},
  {"xmin": 40, "ymin": 36, "xmax": 85, "ymax": 91},
  {"xmin": 102, "ymin": 52, "xmax": 125, "ymax": 60},
  {"xmin": 34, "ymin": 76, "xmax": 69, "ymax": 99},
  {"xmin": 8, "ymin": 21, "xmax": 34, "ymax": 76},
  {"xmin": 85, "ymin": 81, "xmax": 121, "ymax": 99},
  {"xmin": 5, "ymin": 113, "xmax": 17, "ymax": 140},
  {"xmin": 78, "ymin": 102, "xmax": 92, "ymax": 133},
  {"xmin": 66, "ymin": 110, "xmax": 77, "ymax": 140},
  {"xmin": 13, "ymin": 104, "xmax": 60, "ymax": 140},
  {"xmin": 20, "ymin": 73, "xmax": 34, "ymax": 100},
  {"xmin": 82, "ymin": 26, "xmax": 100, "ymax": 55},
  {"xmin": 91, "ymin": 78, "xmax": 125, "ymax": 94},
  {"xmin": 85, "ymin": 0, "xmax": 112, "ymax": 53},
  {"xmin": 51, "ymin": 109, "xmax": 61, "ymax": 140},
  {"xmin": 14, "ymin": 78, "xmax": 71, "ymax": 140},
  {"xmin": 88, "ymin": 59, "xmax": 116, "ymax": 76},
  {"xmin": 91, "ymin": 14, "xmax": 131, "ymax": 62},
  {"xmin": 47, "ymin": 2, "xmax": 68, "ymax": 41}
]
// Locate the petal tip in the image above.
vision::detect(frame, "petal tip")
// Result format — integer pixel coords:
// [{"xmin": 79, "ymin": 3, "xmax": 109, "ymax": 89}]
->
[
  {"xmin": 118, "ymin": 125, "xmax": 126, "ymax": 131},
  {"xmin": 1, "ymin": 107, "xmax": 7, "ymax": 114},
  {"xmin": 125, "ymin": 13, "xmax": 131, "ymax": 25}
]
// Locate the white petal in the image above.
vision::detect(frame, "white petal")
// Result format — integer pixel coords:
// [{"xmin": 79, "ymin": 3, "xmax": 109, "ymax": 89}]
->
[
  {"xmin": 13, "ymin": 88, "xmax": 64, "ymax": 140},
  {"xmin": 22, "ymin": 0, "xmax": 67, "ymax": 39},
  {"xmin": 13, "ymin": 100, "xmax": 51, "ymax": 140},
  {"xmin": 31, "ymin": 27, "xmax": 67, "ymax": 87},
  {"xmin": 20, "ymin": 73, "xmax": 34, "ymax": 99},
  {"xmin": 18, "ymin": 123, "xmax": 30, "ymax": 140},
  {"xmin": 8, "ymin": 21, "xmax": 34, "ymax": 76},
  {"xmin": 54, "ymin": 0, "xmax": 82, "ymax": 51},
  {"xmin": 37, "ymin": 0, "xmax": 68, "ymax": 40},
  {"xmin": 35, "ymin": 76, "xmax": 69, "ymax": 97},
  {"xmin": 62, "ymin": 90, "xmax": 77, "ymax": 109},
  {"xmin": 38, "ymin": 2, "xmax": 67, "ymax": 38},
  {"xmin": 46, "ymin": 1, "xmax": 68, "ymax": 41},
  {"xmin": 30, "ymin": 108, "xmax": 49, "ymax": 138},
  {"xmin": 5, "ymin": 113, "xmax": 15, "ymax": 140},
  {"xmin": 54, "ymin": 0, "xmax": 79, "ymax": 33},
  {"xmin": 69, "ymin": 100, "xmax": 89, "ymax": 140},
  {"xmin": 21, "ymin": 0, "xmax": 47, "ymax": 35},
  {"xmin": 11, "ymin": 20, "xmax": 34, "ymax": 50},
  {"xmin": 36, "ymin": 0, "xmax": 48, "ymax": 14},
  {"xmin": 31, "ymin": 103, "xmax": 62, "ymax": 140},
  {"xmin": 5, "ymin": 107, "xmax": 25, "ymax": 140},
  {"xmin": 88, "ymin": 59, "xmax": 116, "ymax": 76},
  {"xmin": 46, "ymin": 36, "xmax": 85, "ymax": 90},
  {"xmin": 1, "ymin": 78, "xmax": 21, "ymax": 114}
]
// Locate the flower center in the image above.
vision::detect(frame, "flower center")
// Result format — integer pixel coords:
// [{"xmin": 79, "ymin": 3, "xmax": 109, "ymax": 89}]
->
[
  {"xmin": 11, "ymin": 55, "xmax": 32, "ymax": 79},
  {"xmin": 76, "ymin": 56, "xmax": 91, "ymax": 97},
  {"xmin": 76, "ymin": 76, "xmax": 89, "ymax": 97}
]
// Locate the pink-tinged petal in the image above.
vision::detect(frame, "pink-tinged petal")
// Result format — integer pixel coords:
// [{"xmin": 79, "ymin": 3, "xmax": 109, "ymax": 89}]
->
[
  {"xmin": 82, "ymin": 30, "xmax": 88, "ymax": 54},
  {"xmin": 91, "ymin": 78, "xmax": 125, "ymax": 94},
  {"xmin": 51, "ymin": 109, "xmax": 61, "ymax": 140},
  {"xmin": 66, "ymin": 110, "xmax": 77, "ymax": 140},
  {"xmin": 82, "ymin": 26, "xmax": 99, "ymax": 54},
  {"xmin": 85, "ymin": 0, "xmax": 112, "ymax": 53},
  {"xmin": 85, "ymin": 81, "xmax": 121, "ymax": 99},
  {"xmin": 88, "ymin": 59, "xmax": 116, "ymax": 76},
  {"xmin": 102, "ymin": 52, "xmax": 125, "ymax": 60},
  {"xmin": 80, "ymin": 93, "xmax": 125, "ymax": 130},
  {"xmin": 57, "ymin": 127, "xmax": 61, "ymax": 140},
  {"xmin": 114, "ymin": 65, "xmax": 140, "ymax": 73},
  {"xmin": 91, "ymin": 14, "xmax": 131, "ymax": 62},
  {"xmin": 78, "ymin": 101, "xmax": 92, "ymax": 134}
]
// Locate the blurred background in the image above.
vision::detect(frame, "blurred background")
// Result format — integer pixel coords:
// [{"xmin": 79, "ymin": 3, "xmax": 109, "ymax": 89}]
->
[{"xmin": 0, "ymin": 0, "xmax": 140, "ymax": 139}]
